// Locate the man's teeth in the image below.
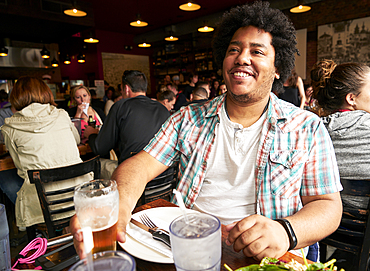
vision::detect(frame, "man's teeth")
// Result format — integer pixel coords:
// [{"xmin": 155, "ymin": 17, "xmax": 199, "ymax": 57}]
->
[{"xmin": 234, "ymin": 72, "xmax": 250, "ymax": 77}]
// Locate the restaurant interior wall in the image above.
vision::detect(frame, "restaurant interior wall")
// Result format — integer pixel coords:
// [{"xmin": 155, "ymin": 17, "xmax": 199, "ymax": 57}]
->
[{"xmin": 283, "ymin": 0, "xmax": 370, "ymax": 82}]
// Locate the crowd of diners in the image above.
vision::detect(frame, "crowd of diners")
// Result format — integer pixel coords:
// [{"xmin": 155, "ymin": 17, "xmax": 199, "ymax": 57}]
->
[{"xmin": 1, "ymin": 1, "xmax": 370, "ymax": 268}]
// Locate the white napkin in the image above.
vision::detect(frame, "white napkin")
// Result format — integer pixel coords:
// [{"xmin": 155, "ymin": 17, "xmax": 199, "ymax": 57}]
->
[
  {"xmin": 126, "ymin": 215, "xmax": 173, "ymax": 259},
  {"xmin": 82, "ymin": 102, "xmax": 89, "ymax": 117}
]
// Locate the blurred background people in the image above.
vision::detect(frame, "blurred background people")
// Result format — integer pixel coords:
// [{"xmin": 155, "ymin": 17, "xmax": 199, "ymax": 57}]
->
[
  {"xmin": 0, "ymin": 89, "xmax": 10, "ymax": 108},
  {"xmin": 217, "ymin": 83, "xmax": 227, "ymax": 96},
  {"xmin": 183, "ymin": 73, "xmax": 198, "ymax": 100},
  {"xmin": 182, "ymin": 86, "xmax": 209, "ymax": 107},
  {"xmin": 0, "ymin": 76, "xmax": 84, "ymax": 228},
  {"xmin": 210, "ymin": 79, "xmax": 220, "ymax": 99},
  {"xmin": 279, "ymin": 69, "xmax": 306, "ymax": 109},
  {"xmin": 157, "ymin": 90, "xmax": 176, "ymax": 112}
]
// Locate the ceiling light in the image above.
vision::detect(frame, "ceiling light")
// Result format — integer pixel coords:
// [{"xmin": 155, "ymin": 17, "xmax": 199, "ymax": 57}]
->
[
  {"xmin": 64, "ymin": 8, "xmax": 87, "ymax": 17},
  {"xmin": 290, "ymin": 3, "xmax": 311, "ymax": 13},
  {"xmin": 40, "ymin": 45, "xmax": 50, "ymax": 59},
  {"xmin": 84, "ymin": 32, "xmax": 99, "ymax": 43},
  {"xmin": 64, "ymin": 55, "xmax": 71, "ymax": 65},
  {"xmin": 198, "ymin": 25, "xmax": 214, "ymax": 33},
  {"xmin": 77, "ymin": 53, "xmax": 85, "ymax": 63},
  {"xmin": 64, "ymin": 1, "xmax": 87, "ymax": 17},
  {"xmin": 130, "ymin": 14, "xmax": 148, "ymax": 27},
  {"xmin": 51, "ymin": 58, "xmax": 59, "ymax": 67},
  {"xmin": 138, "ymin": 42, "xmax": 151, "ymax": 48},
  {"xmin": 0, "ymin": 46, "xmax": 8, "ymax": 57},
  {"xmin": 165, "ymin": 35, "xmax": 178, "ymax": 41},
  {"xmin": 179, "ymin": 1, "xmax": 201, "ymax": 11}
]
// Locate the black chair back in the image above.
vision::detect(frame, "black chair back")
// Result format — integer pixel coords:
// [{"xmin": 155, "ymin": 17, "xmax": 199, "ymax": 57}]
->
[
  {"xmin": 136, "ymin": 161, "xmax": 179, "ymax": 207},
  {"xmin": 319, "ymin": 178, "xmax": 370, "ymax": 271},
  {"xmin": 27, "ymin": 155, "xmax": 101, "ymax": 239}
]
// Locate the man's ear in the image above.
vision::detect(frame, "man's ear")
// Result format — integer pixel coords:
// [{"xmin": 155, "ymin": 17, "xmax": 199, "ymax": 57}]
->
[{"xmin": 275, "ymin": 70, "xmax": 280, "ymax": 80}]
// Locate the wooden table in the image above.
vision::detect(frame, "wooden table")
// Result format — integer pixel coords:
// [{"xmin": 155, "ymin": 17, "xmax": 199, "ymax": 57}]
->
[
  {"xmin": 12, "ymin": 199, "xmax": 309, "ymax": 270},
  {"xmin": 125, "ymin": 199, "xmax": 309, "ymax": 271},
  {"xmin": 0, "ymin": 143, "xmax": 92, "ymax": 171}
]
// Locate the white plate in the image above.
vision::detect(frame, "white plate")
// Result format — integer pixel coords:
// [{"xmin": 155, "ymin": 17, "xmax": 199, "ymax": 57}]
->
[{"xmin": 119, "ymin": 206, "xmax": 196, "ymax": 264}]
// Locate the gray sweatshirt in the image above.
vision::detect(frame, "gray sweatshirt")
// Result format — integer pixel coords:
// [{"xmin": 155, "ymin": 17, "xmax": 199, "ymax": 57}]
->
[{"xmin": 322, "ymin": 110, "xmax": 370, "ymax": 208}]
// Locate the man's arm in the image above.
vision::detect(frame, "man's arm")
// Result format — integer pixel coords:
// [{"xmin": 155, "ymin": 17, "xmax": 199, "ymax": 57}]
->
[
  {"xmin": 226, "ymin": 192, "xmax": 342, "ymax": 260},
  {"xmin": 70, "ymin": 151, "xmax": 169, "ymax": 258}
]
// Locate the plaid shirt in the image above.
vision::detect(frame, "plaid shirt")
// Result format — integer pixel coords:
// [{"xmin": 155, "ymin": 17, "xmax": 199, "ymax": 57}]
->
[{"xmin": 144, "ymin": 93, "xmax": 342, "ymax": 219}]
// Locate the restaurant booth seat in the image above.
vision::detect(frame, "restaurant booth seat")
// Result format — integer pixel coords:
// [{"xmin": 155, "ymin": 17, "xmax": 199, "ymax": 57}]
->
[
  {"xmin": 26, "ymin": 155, "xmax": 101, "ymax": 241},
  {"xmin": 319, "ymin": 178, "xmax": 370, "ymax": 271}
]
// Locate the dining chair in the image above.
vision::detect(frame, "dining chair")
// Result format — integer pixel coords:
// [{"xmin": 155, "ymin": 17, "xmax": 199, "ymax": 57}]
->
[
  {"xmin": 27, "ymin": 155, "xmax": 101, "ymax": 240},
  {"xmin": 136, "ymin": 161, "xmax": 179, "ymax": 207},
  {"xmin": 319, "ymin": 178, "xmax": 370, "ymax": 271}
]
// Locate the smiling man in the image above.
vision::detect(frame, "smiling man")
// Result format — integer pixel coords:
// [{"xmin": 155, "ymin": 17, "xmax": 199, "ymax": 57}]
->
[{"xmin": 71, "ymin": 1, "xmax": 342, "ymax": 262}]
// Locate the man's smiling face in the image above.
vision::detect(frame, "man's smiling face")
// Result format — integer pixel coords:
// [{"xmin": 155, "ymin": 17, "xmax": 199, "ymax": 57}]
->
[{"xmin": 223, "ymin": 25, "xmax": 280, "ymax": 105}]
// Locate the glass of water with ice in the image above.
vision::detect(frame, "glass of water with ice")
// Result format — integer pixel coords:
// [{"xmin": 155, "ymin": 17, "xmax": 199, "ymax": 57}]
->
[{"xmin": 169, "ymin": 213, "xmax": 221, "ymax": 271}]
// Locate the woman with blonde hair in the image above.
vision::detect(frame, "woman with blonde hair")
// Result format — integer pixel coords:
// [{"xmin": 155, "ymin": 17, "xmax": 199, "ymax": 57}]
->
[
  {"xmin": 1, "ymin": 76, "xmax": 85, "ymax": 229},
  {"xmin": 67, "ymin": 85, "xmax": 105, "ymax": 139},
  {"xmin": 279, "ymin": 69, "xmax": 306, "ymax": 109}
]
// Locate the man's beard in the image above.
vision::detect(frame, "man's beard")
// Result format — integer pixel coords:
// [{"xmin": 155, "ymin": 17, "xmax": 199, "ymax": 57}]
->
[{"xmin": 227, "ymin": 70, "xmax": 276, "ymax": 103}]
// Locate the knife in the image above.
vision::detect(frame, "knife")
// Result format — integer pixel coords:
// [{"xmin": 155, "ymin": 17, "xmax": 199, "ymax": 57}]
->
[{"xmin": 130, "ymin": 218, "xmax": 171, "ymax": 248}]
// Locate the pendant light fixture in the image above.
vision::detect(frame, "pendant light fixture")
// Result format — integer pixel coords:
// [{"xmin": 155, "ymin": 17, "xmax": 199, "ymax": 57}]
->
[
  {"xmin": 198, "ymin": 25, "xmax": 214, "ymax": 33},
  {"xmin": 165, "ymin": 34, "xmax": 179, "ymax": 41},
  {"xmin": 64, "ymin": 55, "xmax": 71, "ymax": 65},
  {"xmin": 84, "ymin": 32, "xmax": 99, "ymax": 43},
  {"xmin": 130, "ymin": 14, "xmax": 148, "ymax": 27},
  {"xmin": 77, "ymin": 52, "xmax": 85, "ymax": 63},
  {"xmin": 51, "ymin": 57, "xmax": 59, "ymax": 67},
  {"xmin": 179, "ymin": 1, "xmax": 201, "ymax": 11},
  {"xmin": 64, "ymin": 1, "xmax": 87, "ymax": 17},
  {"xmin": 40, "ymin": 45, "xmax": 50, "ymax": 59},
  {"xmin": 290, "ymin": 1, "xmax": 311, "ymax": 13},
  {"xmin": 138, "ymin": 42, "xmax": 151, "ymax": 48},
  {"xmin": 0, "ymin": 46, "xmax": 8, "ymax": 57}
]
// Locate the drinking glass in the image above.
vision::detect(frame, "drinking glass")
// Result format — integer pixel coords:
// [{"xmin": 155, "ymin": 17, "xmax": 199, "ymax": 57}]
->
[
  {"xmin": 74, "ymin": 179, "xmax": 119, "ymax": 254},
  {"xmin": 169, "ymin": 213, "xmax": 221, "ymax": 271},
  {"xmin": 68, "ymin": 250, "xmax": 136, "ymax": 271},
  {"xmin": 0, "ymin": 204, "xmax": 11, "ymax": 271}
]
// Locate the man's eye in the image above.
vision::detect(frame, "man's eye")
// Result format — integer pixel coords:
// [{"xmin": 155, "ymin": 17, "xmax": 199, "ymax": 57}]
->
[{"xmin": 228, "ymin": 48, "xmax": 239, "ymax": 53}]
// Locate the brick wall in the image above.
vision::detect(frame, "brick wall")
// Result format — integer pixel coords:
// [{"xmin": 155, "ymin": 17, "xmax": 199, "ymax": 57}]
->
[{"xmin": 283, "ymin": 0, "xmax": 370, "ymax": 83}]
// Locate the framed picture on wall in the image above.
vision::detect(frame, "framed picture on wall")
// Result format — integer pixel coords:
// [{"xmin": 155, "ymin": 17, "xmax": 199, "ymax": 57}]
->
[{"xmin": 317, "ymin": 16, "xmax": 370, "ymax": 65}]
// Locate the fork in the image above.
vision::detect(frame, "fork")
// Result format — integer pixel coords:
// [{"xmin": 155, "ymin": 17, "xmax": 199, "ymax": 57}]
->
[{"xmin": 140, "ymin": 214, "xmax": 169, "ymax": 234}]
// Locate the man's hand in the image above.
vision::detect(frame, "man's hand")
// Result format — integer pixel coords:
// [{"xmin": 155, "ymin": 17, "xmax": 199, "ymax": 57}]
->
[
  {"xmin": 83, "ymin": 125, "xmax": 99, "ymax": 138},
  {"xmin": 225, "ymin": 214, "xmax": 289, "ymax": 260},
  {"xmin": 70, "ymin": 215, "xmax": 86, "ymax": 259},
  {"xmin": 70, "ymin": 214, "xmax": 128, "ymax": 259}
]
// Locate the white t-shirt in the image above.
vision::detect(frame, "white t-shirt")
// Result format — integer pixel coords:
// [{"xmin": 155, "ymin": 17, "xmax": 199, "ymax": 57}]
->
[{"xmin": 193, "ymin": 103, "xmax": 267, "ymax": 225}]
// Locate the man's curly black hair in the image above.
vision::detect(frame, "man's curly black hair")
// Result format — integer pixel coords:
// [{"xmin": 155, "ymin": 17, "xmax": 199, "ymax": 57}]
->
[{"xmin": 212, "ymin": 1, "xmax": 298, "ymax": 93}]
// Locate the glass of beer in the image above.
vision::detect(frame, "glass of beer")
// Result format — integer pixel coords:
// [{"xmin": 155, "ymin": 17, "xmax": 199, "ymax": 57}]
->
[{"xmin": 74, "ymin": 179, "xmax": 119, "ymax": 254}]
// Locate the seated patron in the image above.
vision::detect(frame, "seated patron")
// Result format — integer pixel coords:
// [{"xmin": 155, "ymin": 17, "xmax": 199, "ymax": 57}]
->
[
  {"xmin": 67, "ymin": 86, "xmax": 105, "ymax": 140},
  {"xmin": 279, "ymin": 69, "xmax": 306, "ymax": 109},
  {"xmin": 72, "ymin": 1, "xmax": 342, "ymax": 262},
  {"xmin": 182, "ymin": 86, "xmax": 209, "ymax": 107},
  {"xmin": 157, "ymin": 90, "xmax": 176, "ymax": 112},
  {"xmin": 311, "ymin": 59, "xmax": 370, "ymax": 209},
  {"xmin": 1, "ymin": 76, "xmax": 83, "ymax": 228}
]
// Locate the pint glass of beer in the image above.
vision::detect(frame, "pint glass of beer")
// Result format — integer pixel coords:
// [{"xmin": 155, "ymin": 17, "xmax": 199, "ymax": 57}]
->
[{"xmin": 74, "ymin": 179, "xmax": 119, "ymax": 254}]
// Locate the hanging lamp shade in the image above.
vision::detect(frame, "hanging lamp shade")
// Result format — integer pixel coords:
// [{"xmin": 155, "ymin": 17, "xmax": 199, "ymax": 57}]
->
[
  {"xmin": 179, "ymin": 1, "xmax": 201, "ymax": 11},
  {"xmin": 130, "ymin": 14, "xmax": 148, "ymax": 27},
  {"xmin": 165, "ymin": 30, "xmax": 178, "ymax": 41},
  {"xmin": 64, "ymin": 1, "xmax": 87, "ymax": 17},
  {"xmin": 77, "ymin": 53, "xmax": 85, "ymax": 63},
  {"xmin": 64, "ymin": 55, "xmax": 71, "ymax": 65},
  {"xmin": 0, "ymin": 46, "xmax": 8, "ymax": 57},
  {"xmin": 51, "ymin": 57, "xmax": 59, "ymax": 67},
  {"xmin": 84, "ymin": 32, "xmax": 99, "ymax": 43},
  {"xmin": 138, "ymin": 42, "xmax": 151, "ymax": 47},
  {"xmin": 40, "ymin": 46, "xmax": 50, "ymax": 59},
  {"xmin": 290, "ymin": 1, "xmax": 311, "ymax": 13},
  {"xmin": 198, "ymin": 25, "xmax": 214, "ymax": 33}
]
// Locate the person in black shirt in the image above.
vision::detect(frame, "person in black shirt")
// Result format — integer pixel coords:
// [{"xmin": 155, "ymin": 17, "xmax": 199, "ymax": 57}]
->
[{"xmin": 85, "ymin": 70, "xmax": 170, "ymax": 164}]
